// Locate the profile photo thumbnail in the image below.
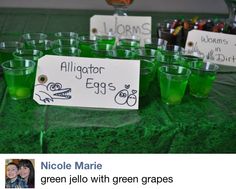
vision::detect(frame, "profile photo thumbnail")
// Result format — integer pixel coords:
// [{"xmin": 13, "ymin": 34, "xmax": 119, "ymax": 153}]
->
[{"xmin": 5, "ymin": 159, "xmax": 35, "ymax": 189}]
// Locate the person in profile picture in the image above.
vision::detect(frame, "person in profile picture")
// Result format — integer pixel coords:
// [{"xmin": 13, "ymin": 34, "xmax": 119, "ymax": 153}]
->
[
  {"xmin": 5, "ymin": 162, "xmax": 28, "ymax": 188},
  {"xmin": 18, "ymin": 159, "xmax": 35, "ymax": 188}
]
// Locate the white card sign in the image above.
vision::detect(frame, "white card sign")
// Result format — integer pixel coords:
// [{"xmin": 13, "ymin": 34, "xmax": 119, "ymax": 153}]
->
[
  {"xmin": 185, "ymin": 30, "xmax": 236, "ymax": 67},
  {"xmin": 33, "ymin": 55, "xmax": 140, "ymax": 110},
  {"xmin": 90, "ymin": 15, "xmax": 152, "ymax": 46}
]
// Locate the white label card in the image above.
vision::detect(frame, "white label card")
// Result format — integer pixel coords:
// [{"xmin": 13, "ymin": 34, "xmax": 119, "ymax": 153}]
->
[
  {"xmin": 33, "ymin": 55, "xmax": 140, "ymax": 110},
  {"xmin": 185, "ymin": 30, "xmax": 236, "ymax": 67},
  {"xmin": 90, "ymin": 15, "xmax": 152, "ymax": 46}
]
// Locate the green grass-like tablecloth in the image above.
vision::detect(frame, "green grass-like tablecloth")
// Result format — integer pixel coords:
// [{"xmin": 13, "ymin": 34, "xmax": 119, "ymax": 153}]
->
[{"xmin": 1, "ymin": 73, "xmax": 235, "ymax": 153}]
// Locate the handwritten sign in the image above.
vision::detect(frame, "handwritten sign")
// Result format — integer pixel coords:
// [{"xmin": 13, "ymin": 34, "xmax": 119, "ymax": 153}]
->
[
  {"xmin": 90, "ymin": 15, "xmax": 152, "ymax": 46},
  {"xmin": 33, "ymin": 55, "xmax": 140, "ymax": 110},
  {"xmin": 185, "ymin": 30, "xmax": 236, "ymax": 67}
]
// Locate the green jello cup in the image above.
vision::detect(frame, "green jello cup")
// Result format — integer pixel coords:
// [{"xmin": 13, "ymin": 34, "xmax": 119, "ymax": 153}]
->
[
  {"xmin": 78, "ymin": 35, "xmax": 96, "ymax": 57},
  {"xmin": 25, "ymin": 39, "xmax": 53, "ymax": 55},
  {"xmin": 90, "ymin": 43, "xmax": 115, "ymax": 58},
  {"xmin": 52, "ymin": 38, "xmax": 79, "ymax": 48},
  {"xmin": 178, "ymin": 53, "xmax": 204, "ymax": 68},
  {"xmin": 96, "ymin": 34, "xmax": 116, "ymax": 46},
  {"xmin": 54, "ymin": 32, "xmax": 79, "ymax": 40},
  {"xmin": 22, "ymin": 32, "xmax": 47, "ymax": 42},
  {"xmin": 52, "ymin": 47, "xmax": 81, "ymax": 57},
  {"xmin": 159, "ymin": 65, "xmax": 191, "ymax": 105},
  {"xmin": 140, "ymin": 59, "xmax": 156, "ymax": 97},
  {"xmin": 158, "ymin": 45, "xmax": 184, "ymax": 65},
  {"xmin": 0, "ymin": 41, "xmax": 25, "ymax": 63},
  {"xmin": 135, "ymin": 47, "xmax": 159, "ymax": 80},
  {"xmin": 13, "ymin": 49, "xmax": 44, "ymax": 62},
  {"xmin": 189, "ymin": 62, "xmax": 219, "ymax": 98},
  {"xmin": 118, "ymin": 35, "xmax": 140, "ymax": 49},
  {"xmin": 107, "ymin": 48, "xmax": 137, "ymax": 59},
  {"xmin": 1, "ymin": 59, "xmax": 36, "ymax": 100}
]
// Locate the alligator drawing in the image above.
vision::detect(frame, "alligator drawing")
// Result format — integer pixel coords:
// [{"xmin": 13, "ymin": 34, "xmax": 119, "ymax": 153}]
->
[{"xmin": 35, "ymin": 82, "xmax": 71, "ymax": 103}]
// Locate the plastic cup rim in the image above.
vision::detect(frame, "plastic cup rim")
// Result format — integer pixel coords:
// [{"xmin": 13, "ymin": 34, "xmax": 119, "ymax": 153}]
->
[
  {"xmin": 159, "ymin": 64, "xmax": 191, "ymax": 77},
  {"xmin": 1, "ymin": 59, "xmax": 36, "ymax": 71},
  {"xmin": 190, "ymin": 62, "xmax": 219, "ymax": 72}
]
